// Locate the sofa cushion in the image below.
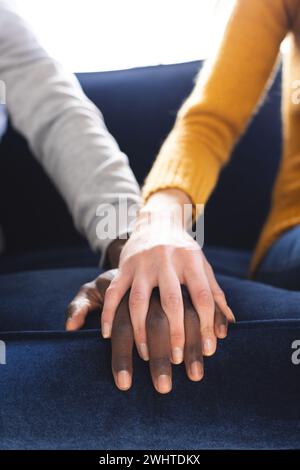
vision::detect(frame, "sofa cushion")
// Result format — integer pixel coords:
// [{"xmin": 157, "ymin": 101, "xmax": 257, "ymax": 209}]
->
[
  {"xmin": 0, "ymin": 321, "xmax": 299, "ymax": 450},
  {"xmin": 1, "ymin": 249, "xmax": 300, "ymax": 449}
]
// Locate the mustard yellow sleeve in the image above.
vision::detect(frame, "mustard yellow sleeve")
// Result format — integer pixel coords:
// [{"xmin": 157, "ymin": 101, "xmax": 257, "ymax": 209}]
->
[{"xmin": 142, "ymin": 0, "xmax": 293, "ymax": 214}]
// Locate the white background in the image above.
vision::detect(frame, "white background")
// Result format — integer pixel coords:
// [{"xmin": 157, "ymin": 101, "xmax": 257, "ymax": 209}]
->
[{"xmin": 15, "ymin": 0, "xmax": 235, "ymax": 72}]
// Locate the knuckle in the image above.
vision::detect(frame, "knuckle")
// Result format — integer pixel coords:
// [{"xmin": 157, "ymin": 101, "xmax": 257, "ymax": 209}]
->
[
  {"xmin": 105, "ymin": 285, "xmax": 117, "ymax": 300},
  {"xmin": 132, "ymin": 245, "xmax": 171, "ymax": 263},
  {"xmin": 68, "ymin": 297, "xmax": 88, "ymax": 312},
  {"xmin": 195, "ymin": 288, "xmax": 213, "ymax": 308},
  {"xmin": 200, "ymin": 325, "xmax": 214, "ymax": 336},
  {"xmin": 183, "ymin": 248, "xmax": 199, "ymax": 261},
  {"xmin": 153, "ymin": 245, "xmax": 172, "ymax": 257},
  {"xmin": 82, "ymin": 281, "xmax": 95, "ymax": 290},
  {"xmin": 129, "ymin": 289, "xmax": 147, "ymax": 308},
  {"xmin": 162, "ymin": 292, "xmax": 181, "ymax": 309},
  {"xmin": 170, "ymin": 331, "xmax": 184, "ymax": 344}
]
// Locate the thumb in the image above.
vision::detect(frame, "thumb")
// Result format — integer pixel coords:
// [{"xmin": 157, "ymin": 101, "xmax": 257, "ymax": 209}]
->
[
  {"xmin": 66, "ymin": 298, "xmax": 94, "ymax": 331},
  {"xmin": 65, "ymin": 282, "xmax": 102, "ymax": 331}
]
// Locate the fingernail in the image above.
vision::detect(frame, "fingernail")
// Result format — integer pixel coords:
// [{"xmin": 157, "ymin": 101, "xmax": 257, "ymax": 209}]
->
[
  {"xmin": 203, "ymin": 338, "xmax": 214, "ymax": 356},
  {"xmin": 139, "ymin": 343, "xmax": 149, "ymax": 361},
  {"xmin": 117, "ymin": 370, "xmax": 131, "ymax": 390},
  {"xmin": 102, "ymin": 322, "xmax": 111, "ymax": 338},
  {"xmin": 190, "ymin": 361, "xmax": 203, "ymax": 381},
  {"xmin": 157, "ymin": 375, "xmax": 172, "ymax": 394},
  {"xmin": 219, "ymin": 324, "xmax": 227, "ymax": 337},
  {"xmin": 172, "ymin": 347, "xmax": 183, "ymax": 364},
  {"xmin": 227, "ymin": 307, "xmax": 236, "ymax": 323}
]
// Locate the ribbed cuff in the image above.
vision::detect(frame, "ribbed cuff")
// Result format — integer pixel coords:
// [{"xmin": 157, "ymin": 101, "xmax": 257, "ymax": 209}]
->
[{"xmin": 142, "ymin": 132, "xmax": 222, "ymax": 219}]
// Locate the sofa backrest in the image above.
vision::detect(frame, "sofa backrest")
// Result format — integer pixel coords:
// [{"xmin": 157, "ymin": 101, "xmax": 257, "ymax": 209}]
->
[{"xmin": 0, "ymin": 61, "xmax": 282, "ymax": 254}]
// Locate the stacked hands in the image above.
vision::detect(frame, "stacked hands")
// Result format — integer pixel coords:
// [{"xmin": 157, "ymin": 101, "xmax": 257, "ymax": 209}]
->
[{"xmin": 66, "ymin": 191, "xmax": 235, "ymax": 394}]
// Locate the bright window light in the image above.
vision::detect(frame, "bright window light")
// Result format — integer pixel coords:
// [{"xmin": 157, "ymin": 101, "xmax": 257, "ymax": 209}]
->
[{"xmin": 15, "ymin": 0, "xmax": 235, "ymax": 72}]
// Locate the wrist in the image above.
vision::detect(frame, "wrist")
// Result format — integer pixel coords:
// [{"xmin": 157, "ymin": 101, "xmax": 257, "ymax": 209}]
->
[
  {"xmin": 106, "ymin": 238, "xmax": 127, "ymax": 268},
  {"xmin": 137, "ymin": 189, "xmax": 193, "ymax": 230}
]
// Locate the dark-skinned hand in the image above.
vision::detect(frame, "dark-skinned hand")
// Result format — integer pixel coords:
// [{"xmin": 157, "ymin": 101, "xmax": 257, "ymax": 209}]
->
[{"xmin": 66, "ymin": 269, "xmax": 231, "ymax": 394}]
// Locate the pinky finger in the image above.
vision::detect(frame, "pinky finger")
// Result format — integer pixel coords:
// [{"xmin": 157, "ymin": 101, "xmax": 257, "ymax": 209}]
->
[
  {"xmin": 203, "ymin": 258, "xmax": 236, "ymax": 323},
  {"xmin": 214, "ymin": 306, "xmax": 228, "ymax": 339}
]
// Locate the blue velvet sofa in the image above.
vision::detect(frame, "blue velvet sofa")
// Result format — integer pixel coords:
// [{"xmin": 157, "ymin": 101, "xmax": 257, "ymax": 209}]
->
[{"xmin": 0, "ymin": 61, "xmax": 300, "ymax": 450}]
